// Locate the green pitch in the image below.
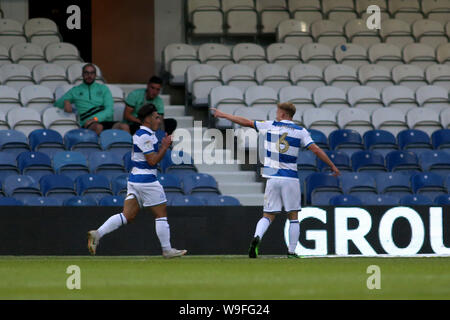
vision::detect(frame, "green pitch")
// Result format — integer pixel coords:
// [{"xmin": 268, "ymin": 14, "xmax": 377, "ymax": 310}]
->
[{"xmin": 0, "ymin": 256, "xmax": 449, "ymax": 300}]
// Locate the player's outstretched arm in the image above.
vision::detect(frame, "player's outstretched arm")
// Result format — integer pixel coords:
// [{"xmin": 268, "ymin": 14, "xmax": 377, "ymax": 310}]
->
[
  {"xmin": 308, "ymin": 143, "xmax": 341, "ymax": 177},
  {"xmin": 145, "ymin": 134, "xmax": 172, "ymax": 167},
  {"xmin": 211, "ymin": 108, "xmax": 255, "ymax": 128}
]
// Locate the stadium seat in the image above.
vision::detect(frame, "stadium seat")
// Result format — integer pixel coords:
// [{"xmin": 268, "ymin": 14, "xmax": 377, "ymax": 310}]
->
[
  {"xmin": 358, "ymin": 64, "xmax": 394, "ymax": 92},
  {"xmin": 433, "ymin": 194, "xmax": 450, "ymax": 205},
  {"xmin": 88, "ymin": 151, "xmax": 126, "ymax": 182},
  {"xmin": 0, "ymin": 151, "xmax": 19, "ymax": 183},
  {"xmin": 53, "ymin": 151, "xmax": 89, "ymax": 181},
  {"xmin": 10, "ymin": 42, "xmax": 45, "ymax": 70},
  {"xmin": 205, "ymin": 194, "xmax": 241, "ymax": 206},
  {"xmin": 379, "ymin": 19, "xmax": 415, "ymax": 50},
  {"xmin": 163, "ymin": 43, "xmax": 199, "ymax": 86},
  {"xmin": 28, "ymin": 128, "xmax": 64, "ymax": 158},
  {"xmin": 371, "ymin": 107, "xmax": 408, "ymax": 137},
  {"xmin": 42, "ymin": 107, "xmax": 79, "ymax": 137},
  {"xmin": 406, "ymin": 108, "xmax": 442, "ymax": 137},
  {"xmin": 0, "ymin": 63, "xmax": 33, "ymax": 91},
  {"xmin": 399, "ymin": 194, "xmax": 433, "ymax": 206},
  {"xmin": 347, "ymin": 86, "xmax": 383, "ymax": 115},
  {"xmin": 32, "ymin": 63, "xmax": 68, "ymax": 92},
  {"xmin": 163, "ymin": 150, "xmax": 197, "ymax": 176},
  {"xmin": 431, "ymin": 129, "xmax": 450, "ymax": 150},
  {"xmin": 123, "ymin": 151, "xmax": 132, "ymax": 172},
  {"xmin": 363, "ymin": 194, "xmax": 399, "ymax": 206},
  {"xmin": 317, "ymin": 150, "xmax": 351, "ymax": 173},
  {"xmin": 40, "ymin": 174, "xmax": 76, "ymax": 202},
  {"xmin": 75, "ymin": 173, "xmax": 113, "ymax": 202},
  {"xmin": 255, "ymin": 64, "xmax": 291, "ymax": 92},
  {"xmin": 339, "ymin": 172, "xmax": 378, "ymax": 197},
  {"xmin": 44, "ymin": 42, "xmax": 83, "ymax": 69},
  {"xmin": 24, "ymin": 18, "xmax": 61, "ymax": 49},
  {"xmin": 111, "ymin": 174, "xmax": 128, "ymax": 197},
  {"xmin": 98, "ymin": 195, "xmax": 124, "ymax": 207},
  {"xmin": 323, "ymin": 64, "xmax": 360, "ymax": 92},
  {"xmin": 334, "ymin": 43, "xmax": 369, "ymax": 70},
  {"xmin": 329, "ymin": 194, "xmax": 363, "ymax": 206},
  {"xmin": 297, "ymin": 149, "xmax": 318, "ymax": 171},
  {"xmin": 63, "ymin": 195, "xmax": 97, "ymax": 206},
  {"xmin": 232, "ymin": 43, "xmax": 267, "ymax": 70},
  {"xmin": 287, "ymin": 0, "xmax": 323, "ymax": 25},
  {"xmin": 363, "ymin": 130, "xmax": 399, "ymax": 158},
  {"xmin": 419, "ymin": 150, "xmax": 450, "ymax": 175},
  {"xmin": 397, "ymin": 129, "xmax": 432, "ymax": 155},
  {"xmin": 0, "ymin": 129, "xmax": 30, "ymax": 158},
  {"xmin": 186, "ymin": 64, "xmax": 222, "ymax": 107},
  {"xmin": 7, "ymin": 107, "xmax": 45, "ymax": 136},
  {"xmin": 157, "ymin": 173, "xmax": 183, "ymax": 194},
  {"xmin": 422, "ymin": 0, "xmax": 450, "ymax": 25},
  {"xmin": 210, "ymin": 85, "xmax": 246, "ymax": 129},
  {"xmin": 23, "ymin": 196, "xmax": 62, "ymax": 206},
  {"xmin": 305, "ymin": 172, "xmax": 342, "ymax": 205},
  {"xmin": 344, "ymin": 19, "xmax": 381, "ymax": 49},
  {"xmin": 99, "ymin": 129, "xmax": 132, "ymax": 158},
  {"xmin": 322, "ymin": 0, "xmax": 357, "ymax": 25},
  {"xmin": 368, "ymin": 43, "xmax": 403, "ymax": 71},
  {"xmin": 426, "ymin": 63, "xmax": 450, "ymax": 91},
  {"xmin": 64, "ymin": 128, "xmax": 101, "ymax": 158},
  {"xmin": 220, "ymin": 64, "xmax": 257, "ymax": 93},
  {"xmin": 276, "ymin": 20, "xmax": 313, "ymax": 49},
  {"xmin": 186, "ymin": 0, "xmax": 223, "ymax": 37},
  {"xmin": 337, "ymin": 108, "xmax": 373, "ymax": 136},
  {"xmin": 169, "ymin": 194, "xmax": 206, "ymax": 206},
  {"xmin": 385, "ymin": 150, "xmax": 422, "ymax": 174},
  {"xmin": 391, "ymin": 64, "xmax": 427, "ymax": 92},
  {"xmin": 303, "ymin": 108, "xmax": 339, "ymax": 137},
  {"xmin": 0, "ymin": 197, "xmax": 23, "ymax": 206},
  {"xmin": 313, "ymin": 86, "xmax": 349, "ymax": 113},
  {"xmin": 198, "ymin": 43, "xmax": 233, "ymax": 70},
  {"xmin": 182, "ymin": 172, "xmax": 220, "ymax": 196},
  {"xmin": 0, "ymin": 85, "xmax": 21, "ymax": 114},
  {"xmin": 244, "ymin": 85, "xmax": 278, "ymax": 114},
  {"xmin": 351, "ymin": 150, "xmax": 386, "ymax": 172},
  {"xmin": 289, "ymin": 64, "xmax": 326, "ymax": 93},
  {"xmin": 411, "ymin": 172, "xmax": 447, "ymax": 200},
  {"xmin": 402, "ymin": 43, "xmax": 437, "ymax": 71},
  {"xmin": 381, "ymin": 85, "xmax": 418, "ymax": 114},
  {"xmin": 278, "ymin": 86, "xmax": 315, "ymax": 119},
  {"xmin": 308, "ymin": 129, "xmax": 329, "ymax": 150},
  {"xmin": 388, "ymin": 0, "xmax": 423, "ymax": 24},
  {"xmin": 300, "ymin": 43, "xmax": 336, "ymax": 70},
  {"xmin": 0, "ymin": 18, "xmax": 27, "ymax": 50},
  {"xmin": 17, "ymin": 151, "xmax": 53, "ymax": 182},
  {"xmin": 4, "ymin": 174, "xmax": 41, "ymax": 201},
  {"xmin": 412, "ymin": 19, "xmax": 447, "ymax": 49},
  {"xmin": 416, "ymin": 85, "xmax": 450, "ymax": 114},
  {"xmin": 328, "ymin": 129, "xmax": 364, "ymax": 158},
  {"xmin": 22, "ymin": 82, "xmax": 54, "ymax": 109},
  {"xmin": 375, "ymin": 172, "xmax": 413, "ymax": 197},
  {"xmin": 222, "ymin": 0, "xmax": 258, "ymax": 36},
  {"xmin": 256, "ymin": 0, "xmax": 290, "ymax": 35},
  {"xmin": 310, "ymin": 20, "xmax": 346, "ymax": 50}
]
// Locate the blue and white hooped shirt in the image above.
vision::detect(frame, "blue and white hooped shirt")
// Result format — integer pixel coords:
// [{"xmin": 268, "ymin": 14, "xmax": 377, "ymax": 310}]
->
[{"xmin": 129, "ymin": 126, "xmax": 159, "ymax": 183}]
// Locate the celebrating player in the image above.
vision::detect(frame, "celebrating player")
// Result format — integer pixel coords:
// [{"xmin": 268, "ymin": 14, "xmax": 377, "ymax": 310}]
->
[
  {"xmin": 87, "ymin": 104, "xmax": 187, "ymax": 258},
  {"xmin": 212, "ymin": 103, "xmax": 340, "ymax": 258}
]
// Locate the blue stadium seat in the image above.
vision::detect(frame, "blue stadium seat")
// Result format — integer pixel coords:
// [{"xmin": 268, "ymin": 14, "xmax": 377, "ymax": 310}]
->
[
  {"xmin": 17, "ymin": 151, "xmax": 54, "ymax": 182},
  {"xmin": 411, "ymin": 172, "xmax": 447, "ymax": 201},
  {"xmin": 328, "ymin": 129, "xmax": 364, "ymax": 158},
  {"xmin": 340, "ymin": 172, "xmax": 378, "ymax": 197},
  {"xmin": 434, "ymin": 194, "xmax": 450, "ymax": 205},
  {"xmin": 75, "ymin": 174, "xmax": 113, "ymax": 202},
  {"xmin": 40, "ymin": 174, "xmax": 76, "ymax": 202},
  {"xmin": 0, "ymin": 197, "xmax": 23, "ymax": 206},
  {"xmin": 363, "ymin": 130, "xmax": 398, "ymax": 158},
  {"xmin": 297, "ymin": 150, "xmax": 318, "ymax": 171},
  {"xmin": 4, "ymin": 175, "xmax": 41, "ymax": 202},
  {"xmin": 205, "ymin": 195, "xmax": 241, "ymax": 206},
  {"xmin": 63, "ymin": 196, "xmax": 98, "ymax": 206},
  {"xmin": 88, "ymin": 151, "xmax": 126, "ymax": 182},
  {"xmin": 98, "ymin": 195, "xmax": 125, "ymax": 207},
  {"xmin": 99, "ymin": 129, "xmax": 132, "ymax": 158},
  {"xmin": 317, "ymin": 150, "xmax": 351, "ymax": 173},
  {"xmin": 308, "ymin": 129, "xmax": 329, "ymax": 150},
  {"xmin": 64, "ymin": 128, "xmax": 101, "ymax": 158},
  {"xmin": 329, "ymin": 194, "xmax": 363, "ymax": 206},
  {"xmin": 112, "ymin": 174, "xmax": 128, "ymax": 196},
  {"xmin": 419, "ymin": 150, "xmax": 450, "ymax": 175},
  {"xmin": 363, "ymin": 194, "xmax": 399, "ymax": 206},
  {"xmin": 399, "ymin": 194, "xmax": 433, "ymax": 205},
  {"xmin": 157, "ymin": 173, "xmax": 183, "ymax": 194},
  {"xmin": 0, "ymin": 130, "xmax": 30, "ymax": 158},
  {"xmin": 397, "ymin": 129, "xmax": 432, "ymax": 155},
  {"xmin": 385, "ymin": 150, "xmax": 421, "ymax": 174},
  {"xmin": 375, "ymin": 172, "xmax": 413, "ymax": 197},
  {"xmin": 305, "ymin": 172, "xmax": 342, "ymax": 205},
  {"xmin": 123, "ymin": 151, "xmax": 132, "ymax": 172},
  {"xmin": 182, "ymin": 173, "xmax": 220, "ymax": 196},
  {"xmin": 431, "ymin": 129, "xmax": 450, "ymax": 150},
  {"xmin": 0, "ymin": 151, "xmax": 19, "ymax": 184},
  {"xmin": 163, "ymin": 150, "xmax": 197, "ymax": 175},
  {"xmin": 351, "ymin": 150, "xmax": 386, "ymax": 172},
  {"xmin": 53, "ymin": 151, "xmax": 89, "ymax": 181},
  {"xmin": 23, "ymin": 196, "xmax": 62, "ymax": 206},
  {"xmin": 28, "ymin": 129, "xmax": 64, "ymax": 159},
  {"xmin": 169, "ymin": 194, "xmax": 207, "ymax": 206}
]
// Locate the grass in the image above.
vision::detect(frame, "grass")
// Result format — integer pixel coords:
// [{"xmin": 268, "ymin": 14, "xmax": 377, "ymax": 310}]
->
[{"xmin": 0, "ymin": 255, "xmax": 449, "ymax": 300}]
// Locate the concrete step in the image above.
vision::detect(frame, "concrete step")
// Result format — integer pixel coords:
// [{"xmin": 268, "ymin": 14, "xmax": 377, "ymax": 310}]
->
[
  {"xmin": 209, "ymin": 171, "xmax": 257, "ymax": 183},
  {"xmin": 164, "ymin": 105, "xmax": 185, "ymax": 117},
  {"xmin": 160, "ymin": 94, "xmax": 171, "ymax": 105},
  {"xmin": 116, "ymin": 84, "xmax": 145, "ymax": 97},
  {"xmin": 218, "ymin": 182, "xmax": 264, "ymax": 195},
  {"xmin": 195, "ymin": 161, "xmax": 241, "ymax": 173},
  {"xmin": 227, "ymin": 193, "xmax": 265, "ymax": 206}
]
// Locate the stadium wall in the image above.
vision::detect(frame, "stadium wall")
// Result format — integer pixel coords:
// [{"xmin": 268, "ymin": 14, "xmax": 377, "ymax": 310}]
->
[{"xmin": 0, "ymin": 206, "xmax": 449, "ymax": 256}]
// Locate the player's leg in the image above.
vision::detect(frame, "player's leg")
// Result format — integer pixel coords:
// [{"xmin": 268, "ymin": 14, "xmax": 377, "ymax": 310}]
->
[
  {"xmin": 249, "ymin": 178, "xmax": 282, "ymax": 258},
  {"xmin": 282, "ymin": 179, "xmax": 302, "ymax": 258}
]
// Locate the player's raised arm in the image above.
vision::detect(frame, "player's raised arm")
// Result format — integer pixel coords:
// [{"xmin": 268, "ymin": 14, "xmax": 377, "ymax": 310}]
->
[
  {"xmin": 145, "ymin": 134, "xmax": 172, "ymax": 167},
  {"xmin": 308, "ymin": 143, "xmax": 341, "ymax": 177},
  {"xmin": 211, "ymin": 108, "xmax": 255, "ymax": 128}
]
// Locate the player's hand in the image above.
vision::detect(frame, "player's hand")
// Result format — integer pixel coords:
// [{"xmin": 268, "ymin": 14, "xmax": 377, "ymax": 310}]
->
[
  {"xmin": 161, "ymin": 133, "xmax": 172, "ymax": 149},
  {"xmin": 331, "ymin": 166, "xmax": 341, "ymax": 177},
  {"xmin": 64, "ymin": 101, "xmax": 73, "ymax": 113},
  {"xmin": 211, "ymin": 108, "xmax": 224, "ymax": 118}
]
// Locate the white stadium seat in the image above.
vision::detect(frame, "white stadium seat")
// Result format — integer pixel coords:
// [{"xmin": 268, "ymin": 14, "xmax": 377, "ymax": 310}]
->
[
  {"xmin": 0, "ymin": 85, "xmax": 21, "ymax": 114},
  {"xmin": 368, "ymin": 43, "xmax": 403, "ymax": 71},
  {"xmin": 323, "ymin": 64, "xmax": 359, "ymax": 92},
  {"xmin": 381, "ymin": 85, "xmax": 418, "ymax": 114},
  {"xmin": 344, "ymin": 19, "xmax": 381, "ymax": 49},
  {"xmin": 0, "ymin": 64, "xmax": 34, "ymax": 91},
  {"xmin": 289, "ymin": 63, "xmax": 325, "ymax": 92},
  {"xmin": 287, "ymin": 0, "xmax": 323, "ymax": 24},
  {"xmin": 255, "ymin": 63, "xmax": 291, "ymax": 91},
  {"xmin": 303, "ymin": 107, "xmax": 339, "ymax": 136},
  {"xmin": 0, "ymin": 18, "xmax": 27, "ymax": 50},
  {"xmin": 391, "ymin": 64, "xmax": 427, "ymax": 91},
  {"xmin": 19, "ymin": 85, "xmax": 54, "ymax": 114},
  {"xmin": 415, "ymin": 85, "xmax": 450, "ymax": 114},
  {"xmin": 334, "ymin": 43, "xmax": 369, "ymax": 70},
  {"xmin": 406, "ymin": 108, "xmax": 442, "ymax": 136},
  {"xmin": 187, "ymin": 0, "xmax": 223, "ymax": 37},
  {"xmin": 232, "ymin": 43, "xmax": 267, "ymax": 70},
  {"xmin": 311, "ymin": 20, "xmax": 347, "ymax": 49},
  {"xmin": 222, "ymin": 0, "xmax": 258, "ymax": 36},
  {"xmin": 0, "ymin": 110, "xmax": 9, "ymax": 130},
  {"xmin": 256, "ymin": 0, "xmax": 290, "ymax": 35},
  {"xmin": 440, "ymin": 108, "xmax": 450, "ymax": 129},
  {"xmin": 278, "ymin": 86, "xmax": 315, "ymax": 114},
  {"xmin": 32, "ymin": 63, "xmax": 69, "ymax": 91},
  {"xmin": 436, "ymin": 43, "xmax": 450, "ymax": 65},
  {"xmin": 322, "ymin": 0, "xmax": 357, "ymax": 26},
  {"xmin": 425, "ymin": 64, "xmax": 450, "ymax": 91},
  {"xmin": 388, "ymin": 0, "xmax": 423, "ymax": 24},
  {"xmin": 221, "ymin": 63, "xmax": 257, "ymax": 93},
  {"xmin": 163, "ymin": 43, "xmax": 200, "ymax": 86},
  {"xmin": 276, "ymin": 20, "xmax": 312, "ymax": 49},
  {"xmin": 0, "ymin": 44, "xmax": 11, "ymax": 67},
  {"xmin": 10, "ymin": 43, "xmax": 45, "ymax": 70},
  {"xmin": 42, "ymin": 107, "xmax": 79, "ymax": 137},
  {"xmin": 313, "ymin": 86, "xmax": 349, "ymax": 113},
  {"xmin": 412, "ymin": 19, "xmax": 447, "ymax": 49},
  {"xmin": 266, "ymin": 43, "xmax": 301, "ymax": 70},
  {"xmin": 209, "ymin": 85, "xmax": 245, "ymax": 129},
  {"xmin": 198, "ymin": 43, "xmax": 233, "ymax": 70},
  {"xmin": 244, "ymin": 85, "xmax": 278, "ymax": 113},
  {"xmin": 347, "ymin": 85, "xmax": 384, "ymax": 115},
  {"xmin": 300, "ymin": 43, "xmax": 336, "ymax": 70},
  {"xmin": 421, "ymin": 0, "xmax": 450, "ymax": 25},
  {"xmin": 357, "ymin": 0, "xmax": 389, "ymax": 21},
  {"xmin": 7, "ymin": 106, "xmax": 44, "ymax": 136},
  {"xmin": 45, "ymin": 42, "xmax": 83, "ymax": 70},
  {"xmin": 337, "ymin": 108, "xmax": 374, "ymax": 136},
  {"xmin": 402, "ymin": 43, "xmax": 437, "ymax": 70},
  {"xmin": 24, "ymin": 18, "xmax": 61, "ymax": 49},
  {"xmin": 186, "ymin": 64, "xmax": 222, "ymax": 107},
  {"xmin": 371, "ymin": 107, "xmax": 408, "ymax": 136},
  {"xmin": 379, "ymin": 19, "xmax": 415, "ymax": 50},
  {"xmin": 358, "ymin": 64, "xmax": 394, "ymax": 92}
]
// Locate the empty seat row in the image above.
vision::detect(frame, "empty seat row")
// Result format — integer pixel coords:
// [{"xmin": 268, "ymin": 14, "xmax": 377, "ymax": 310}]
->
[{"xmin": 328, "ymin": 193, "xmax": 450, "ymax": 206}]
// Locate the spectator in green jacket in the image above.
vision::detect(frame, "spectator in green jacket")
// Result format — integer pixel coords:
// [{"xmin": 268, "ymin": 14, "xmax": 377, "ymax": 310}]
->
[
  {"xmin": 124, "ymin": 76, "xmax": 177, "ymax": 135},
  {"xmin": 55, "ymin": 63, "xmax": 130, "ymax": 135}
]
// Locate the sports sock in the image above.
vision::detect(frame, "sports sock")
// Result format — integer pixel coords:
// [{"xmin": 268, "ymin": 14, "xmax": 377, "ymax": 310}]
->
[
  {"xmin": 254, "ymin": 216, "xmax": 271, "ymax": 239},
  {"xmin": 155, "ymin": 217, "xmax": 172, "ymax": 251},
  {"xmin": 288, "ymin": 220, "xmax": 300, "ymax": 254},
  {"xmin": 97, "ymin": 213, "xmax": 127, "ymax": 239}
]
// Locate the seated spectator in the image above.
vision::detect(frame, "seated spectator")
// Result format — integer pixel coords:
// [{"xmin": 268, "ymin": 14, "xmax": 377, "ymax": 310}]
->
[
  {"xmin": 124, "ymin": 75, "xmax": 177, "ymax": 135},
  {"xmin": 54, "ymin": 63, "xmax": 129, "ymax": 135}
]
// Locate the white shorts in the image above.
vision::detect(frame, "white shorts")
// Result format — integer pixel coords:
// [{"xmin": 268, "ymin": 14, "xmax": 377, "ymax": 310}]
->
[
  {"xmin": 263, "ymin": 178, "xmax": 301, "ymax": 213},
  {"xmin": 125, "ymin": 181, "xmax": 167, "ymax": 208}
]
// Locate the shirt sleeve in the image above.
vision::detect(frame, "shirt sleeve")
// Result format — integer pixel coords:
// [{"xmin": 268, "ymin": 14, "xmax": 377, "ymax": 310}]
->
[
  {"xmin": 300, "ymin": 129, "xmax": 315, "ymax": 148},
  {"xmin": 254, "ymin": 121, "xmax": 273, "ymax": 132},
  {"xmin": 139, "ymin": 134, "xmax": 158, "ymax": 154},
  {"xmin": 155, "ymin": 97, "xmax": 164, "ymax": 115},
  {"xmin": 124, "ymin": 90, "xmax": 138, "ymax": 108},
  {"xmin": 54, "ymin": 87, "xmax": 74, "ymax": 109}
]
